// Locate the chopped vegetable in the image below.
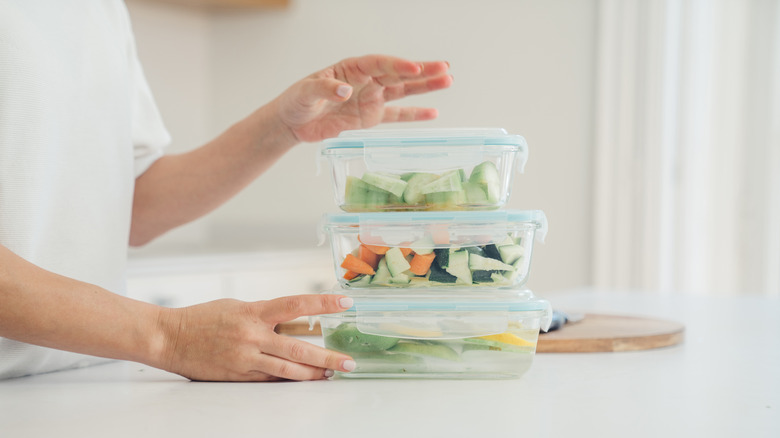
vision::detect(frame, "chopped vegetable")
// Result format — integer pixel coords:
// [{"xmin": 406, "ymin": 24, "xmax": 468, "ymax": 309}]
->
[
  {"xmin": 359, "ymin": 244, "xmax": 380, "ymax": 269},
  {"xmin": 340, "ymin": 253, "xmax": 376, "ymax": 275},
  {"xmin": 408, "ymin": 252, "xmax": 436, "ymax": 276}
]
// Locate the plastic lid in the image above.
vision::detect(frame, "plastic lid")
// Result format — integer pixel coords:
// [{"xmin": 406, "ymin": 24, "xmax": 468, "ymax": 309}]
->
[
  {"xmin": 319, "ymin": 210, "xmax": 548, "ymax": 245},
  {"xmin": 322, "ymin": 128, "xmax": 526, "ymax": 149},
  {"xmin": 318, "ymin": 127, "xmax": 529, "ymax": 174},
  {"xmin": 318, "ymin": 288, "xmax": 552, "ymax": 339}
]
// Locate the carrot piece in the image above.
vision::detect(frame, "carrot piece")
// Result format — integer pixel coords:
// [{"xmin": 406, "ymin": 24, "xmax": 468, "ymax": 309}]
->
[
  {"xmin": 363, "ymin": 243, "xmax": 390, "ymax": 255},
  {"xmin": 340, "ymin": 253, "xmax": 376, "ymax": 275},
  {"xmin": 408, "ymin": 252, "xmax": 436, "ymax": 276},
  {"xmin": 359, "ymin": 245, "xmax": 380, "ymax": 270},
  {"xmin": 343, "ymin": 270, "xmax": 360, "ymax": 280},
  {"xmin": 400, "ymin": 247, "xmax": 413, "ymax": 257}
]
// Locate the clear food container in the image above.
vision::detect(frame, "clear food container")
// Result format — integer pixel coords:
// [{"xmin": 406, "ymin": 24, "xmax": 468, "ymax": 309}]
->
[
  {"xmin": 319, "ymin": 210, "xmax": 547, "ymax": 289},
  {"xmin": 318, "ymin": 289, "xmax": 551, "ymax": 379},
  {"xmin": 319, "ymin": 128, "xmax": 528, "ymax": 212}
]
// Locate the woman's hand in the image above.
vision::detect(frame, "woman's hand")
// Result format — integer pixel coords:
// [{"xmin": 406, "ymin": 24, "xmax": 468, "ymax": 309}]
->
[
  {"xmin": 272, "ymin": 54, "xmax": 453, "ymax": 143},
  {"xmin": 156, "ymin": 294, "xmax": 355, "ymax": 382}
]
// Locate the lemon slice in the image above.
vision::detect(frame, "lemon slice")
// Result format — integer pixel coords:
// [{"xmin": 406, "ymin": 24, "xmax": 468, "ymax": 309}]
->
[{"xmin": 477, "ymin": 332, "xmax": 535, "ymax": 347}]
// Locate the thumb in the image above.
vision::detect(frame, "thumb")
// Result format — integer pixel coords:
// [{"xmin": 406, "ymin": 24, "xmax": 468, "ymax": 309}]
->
[{"xmin": 300, "ymin": 78, "xmax": 352, "ymax": 104}]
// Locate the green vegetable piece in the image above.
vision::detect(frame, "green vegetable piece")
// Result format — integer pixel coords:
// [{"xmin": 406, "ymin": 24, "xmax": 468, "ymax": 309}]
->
[
  {"xmin": 472, "ymin": 270, "xmax": 501, "ymax": 283},
  {"xmin": 434, "ymin": 248, "xmax": 451, "ymax": 269},
  {"xmin": 362, "ymin": 172, "xmax": 408, "ymax": 198},
  {"xmin": 469, "ymin": 253, "xmax": 514, "ymax": 271},
  {"xmin": 389, "ymin": 340, "xmax": 460, "ymax": 362},
  {"xmin": 445, "ymin": 250, "xmax": 472, "ymax": 284},
  {"xmin": 370, "ymin": 258, "xmax": 392, "ymax": 285},
  {"xmin": 402, "ymin": 172, "xmax": 439, "ymax": 205},
  {"xmin": 428, "ymin": 262, "xmax": 457, "ymax": 283},
  {"xmin": 385, "ymin": 247, "xmax": 412, "ymax": 277},
  {"xmin": 462, "ymin": 181, "xmax": 488, "ymax": 204},
  {"xmin": 483, "ymin": 244, "xmax": 502, "ymax": 261},
  {"xmin": 469, "ymin": 161, "xmax": 501, "ymax": 203},
  {"xmin": 325, "ymin": 324, "xmax": 400, "ymax": 353},
  {"xmin": 498, "ymin": 244, "xmax": 524, "ymax": 265},
  {"xmin": 420, "ymin": 171, "xmax": 463, "ymax": 194}
]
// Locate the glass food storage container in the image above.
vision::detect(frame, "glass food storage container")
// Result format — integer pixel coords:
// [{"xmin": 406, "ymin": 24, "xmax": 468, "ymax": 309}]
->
[
  {"xmin": 319, "ymin": 210, "xmax": 547, "ymax": 289},
  {"xmin": 318, "ymin": 288, "xmax": 551, "ymax": 379},
  {"xmin": 319, "ymin": 128, "xmax": 528, "ymax": 212}
]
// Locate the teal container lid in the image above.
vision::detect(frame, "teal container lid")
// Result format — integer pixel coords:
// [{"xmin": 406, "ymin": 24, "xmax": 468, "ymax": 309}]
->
[
  {"xmin": 320, "ymin": 210, "xmax": 548, "ymax": 244},
  {"xmin": 321, "ymin": 128, "xmax": 526, "ymax": 149},
  {"xmin": 319, "ymin": 128, "xmax": 529, "ymax": 174},
  {"xmin": 318, "ymin": 288, "xmax": 552, "ymax": 339}
]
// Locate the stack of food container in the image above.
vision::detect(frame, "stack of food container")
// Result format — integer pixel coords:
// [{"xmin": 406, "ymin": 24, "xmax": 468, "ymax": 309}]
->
[{"xmin": 317, "ymin": 128, "xmax": 550, "ymax": 379}]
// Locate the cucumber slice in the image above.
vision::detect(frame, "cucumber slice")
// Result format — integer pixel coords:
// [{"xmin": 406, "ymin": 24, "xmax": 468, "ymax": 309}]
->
[
  {"xmin": 410, "ymin": 235, "xmax": 435, "ymax": 255},
  {"xmin": 348, "ymin": 275, "xmax": 372, "ymax": 287},
  {"xmin": 490, "ymin": 272, "xmax": 510, "ymax": 284},
  {"xmin": 434, "ymin": 248, "xmax": 451, "ymax": 269},
  {"xmin": 389, "ymin": 340, "xmax": 460, "ymax": 361},
  {"xmin": 364, "ymin": 188, "xmax": 389, "ymax": 207},
  {"xmin": 483, "ymin": 244, "xmax": 502, "ymax": 261},
  {"xmin": 462, "ymin": 181, "xmax": 488, "ymax": 204},
  {"xmin": 469, "ymin": 161, "xmax": 501, "ymax": 203},
  {"xmin": 445, "ymin": 250, "xmax": 472, "ymax": 284},
  {"xmin": 420, "ymin": 171, "xmax": 463, "ymax": 194},
  {"xmin": 402, "ymin": 172, "xmax": 439, "ymax": 205},
  {"xmin": 498, "ymin": 244, "xmax": 524, "ymax": 265},
  {"xmin": 371, "ymin": 258, "xmax": 392, "ymax": 285},
  {"xmin": 428, "ymin": 262, "xmax": 457, "ymax": 283},
  {"xmin": 503, "ymin": 257, "xmax": 525, "ymax": 283},
  {"xmin": 469, "ymin": 253, "xmax": 514, "ymax": 271},
  {"xmin": 362, "ymin": 172, "xmax": 408, "ymax": 198},
  {"xmin": 389, "ymin": 272, "xmax": 410, "ymax": 284},
  {"xmin": 385, "ymin": 247, "xmax": 411, "ymax": 277},
  {"xmin": 325, "ymin": 323, "xmax": 399, "ymax": 353},
  {"xmin": 472, "ymin": 270, "xmax": 501, "ymax": 283},
  {"xmin": 497, "ymin": 235, "xmax": 516, "ymax": 247},
  {"xmin": 425, "ymin": 190, "xmax": 466, "ymax": 208},
  {"xmin": 345, "ymin": 176, "xmax": 370, "ymax": 207},
  {"xmin": 463, "ymin": 246, "xmax": 486, "ymax": 257}
]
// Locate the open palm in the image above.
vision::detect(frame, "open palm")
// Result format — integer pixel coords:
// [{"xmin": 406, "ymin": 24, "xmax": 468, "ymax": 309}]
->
[{"xmin": 273, "ymin": 55, "xmax": 453, "ymax": 143}]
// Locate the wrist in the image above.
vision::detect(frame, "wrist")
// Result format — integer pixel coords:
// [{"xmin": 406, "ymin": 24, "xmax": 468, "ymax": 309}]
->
[
  {"xmin": 143, "ymin": 305, "xmax": 183, "ymax": 372},
  {"xmin": 242, "ymin": 100, "xmax": 300, "ymax": 155}
]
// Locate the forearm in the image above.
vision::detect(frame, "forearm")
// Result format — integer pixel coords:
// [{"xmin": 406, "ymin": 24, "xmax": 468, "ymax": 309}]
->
[
  {"xmin": 130, "ymin": 101, "xmax": 299, "ymax": 246},
  {"xmin": 0, "ymin": 245, "xmax": 168, "ymax": 367}
]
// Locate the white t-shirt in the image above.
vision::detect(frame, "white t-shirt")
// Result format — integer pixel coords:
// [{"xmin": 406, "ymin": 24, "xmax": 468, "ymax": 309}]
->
[{"xmin": 0, "ymin": 1, "xmax": 170, "ymax": 379}]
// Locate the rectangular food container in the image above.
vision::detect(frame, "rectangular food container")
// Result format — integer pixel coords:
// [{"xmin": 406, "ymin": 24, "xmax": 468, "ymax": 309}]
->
[
  {"xmin": 319, "ymin": 210, "xmax": 547, "ymax": 289},
  {"xmin": 319, "ymin": 128, "xmax": 528, "ymax": 212},
  {"xmin": 318, "ymin": 289, "xmax": 551, "ymax": 379}
]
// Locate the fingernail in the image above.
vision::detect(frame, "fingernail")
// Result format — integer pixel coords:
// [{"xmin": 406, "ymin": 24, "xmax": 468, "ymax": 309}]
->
[
  {"xmin": 324, "ymin": 369, "xmax": 335, "ymax": 378},
  {"xmin": 336, "ymin": 84, "xmax": 352, "ymax": 98},
  {"xmin": 339, "ymin": 297, "xmax": 353, "ymax": 309},
  {"xmin": 342, "ymin": 359, "xmax": 356, "ymax": 372}
]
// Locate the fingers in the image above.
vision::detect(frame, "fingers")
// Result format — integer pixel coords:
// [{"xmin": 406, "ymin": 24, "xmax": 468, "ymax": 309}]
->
[
  {"xmin": 382, "ymin": 106, "xmax": 439, "ymax": 123},
  {"xmin": 346, "ymin": 55, "xmax": 450, "ymax": 85},
  {"xmin": 383, "ymin": 74, "xmax": 454, "ymax": 102},
  {"xmin": 262, "ymin": 335, "xmax": 355, "ymax": 375},
  {"xmin": 253, "ymin": 294, "xmax": 352, "ymax": 326},
  {"xmin": 252, "ymin": 353, "xmax": 333, "ymax": 381}
]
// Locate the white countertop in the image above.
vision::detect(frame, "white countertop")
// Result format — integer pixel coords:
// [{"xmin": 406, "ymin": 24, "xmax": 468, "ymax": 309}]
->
[{"xmin": 2, "ymin": 288, "xmax": 778, "ymax": 438}]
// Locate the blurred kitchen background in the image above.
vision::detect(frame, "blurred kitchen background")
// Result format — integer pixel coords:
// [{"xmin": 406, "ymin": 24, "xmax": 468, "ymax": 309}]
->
[{"xmin": 123, "ymin": 0, "xmax": 779, "ymax": 306}]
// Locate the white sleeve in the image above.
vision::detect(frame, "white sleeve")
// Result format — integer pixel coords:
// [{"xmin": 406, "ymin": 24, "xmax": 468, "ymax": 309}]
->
[{"xmin": 127, "ymin": 29, "xmax": 171, "ymax": 177}]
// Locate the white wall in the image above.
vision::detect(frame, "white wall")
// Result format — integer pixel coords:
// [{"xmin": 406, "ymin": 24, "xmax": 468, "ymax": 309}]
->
[{"xmin": 125, "ymin": 0, "xmax": 596, "ymax": 293}]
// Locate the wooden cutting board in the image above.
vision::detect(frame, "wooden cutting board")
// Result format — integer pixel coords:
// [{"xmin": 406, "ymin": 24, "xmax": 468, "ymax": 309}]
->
[{"xmin": 276, "ymin": 313, "xmax": 684, "ymax": 353}]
